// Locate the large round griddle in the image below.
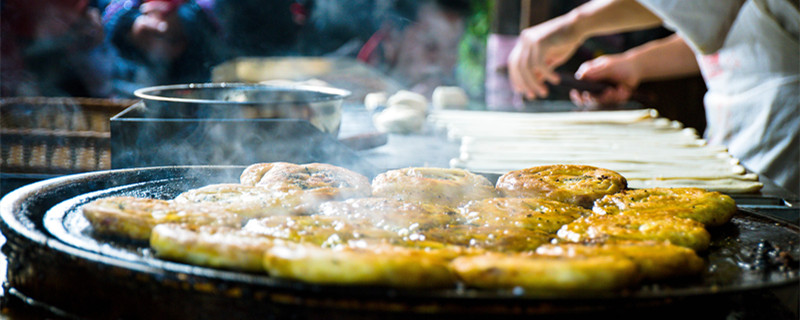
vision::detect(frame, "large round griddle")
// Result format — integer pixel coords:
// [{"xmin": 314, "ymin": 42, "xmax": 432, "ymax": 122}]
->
[{"xmin": 1, "ymin": 166, "xmax": 798, "ymax": 319}]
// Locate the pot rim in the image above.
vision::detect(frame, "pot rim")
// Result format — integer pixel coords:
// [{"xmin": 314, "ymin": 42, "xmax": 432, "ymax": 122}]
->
[{"xmin": 133, "ymin": 82, "xmax": 351, "ymax": 106}]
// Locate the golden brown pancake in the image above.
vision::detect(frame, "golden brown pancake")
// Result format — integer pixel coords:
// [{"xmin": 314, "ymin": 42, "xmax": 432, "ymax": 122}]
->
[
  {"xmin": 422, "ymin": 224, "xmax": 551, "ymax": 253},
  {"xmin": 242, "ymin": 215, "xmax": 398, "ymax": 246},
  {"xmin": 263, "ymin": 242, "xmax": 461, "ymax": 288},
  {"xmin": 459, "ymin": 197, "xmax": 590, "ymax": 233},
  {"xmin": 240, "ymin": 162, "xmax": 372, "ymax": 200},
  {"xmin": 450, "ymin": 253, "xmax": 639, "ymax": 293},
  {"xmin": 82, "ymin": 196, "xmax": 242, "ymax": 241},
  {"xmin": 496, "ymin": 164, "xmax": 627, "ymax": 208},
  {"xmin": 535, "ymin": 241, "xmax": 705, "ymax": 280},
  {"xmin": 371, "ymin": 167, "xmax": 497, "ymax": 207},
  {"xmin": 556, "ymin": 213, "xmax": 711, "ymax": 251},
  {"xmin": 317, "ymin": 197, "xmax": 462, "ymax": 230},
  {"xmin": 150, "ymin": 223, "xmax": 275, "ymax": 272},
  {"xmin": 173, "ymin": 183, "xmax": 305, "ymax": 218},
  {"xmin": 592, "ymin": 187, "xmax": 736, "ymax": 227}
]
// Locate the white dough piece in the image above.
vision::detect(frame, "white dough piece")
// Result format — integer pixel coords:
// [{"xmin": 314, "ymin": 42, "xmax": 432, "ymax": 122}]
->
[
  {"xmin": 372, "ymin": 106, "xmax": 426, "ymax": 134},
  {"xmin": 364, "ymin": 92, "xmax": 388, "ymax": 112},
  {"xmin": 627, "ymin": 178, "xmax": 763, "ymax": 194},
  {"xmin": 429, "ymin": 108, "xmax": 658, "ymax": 124},
  {"xmin": 386, "ymin": 90, "xmax": 428, "ymax": 114},
  {"xmin": 432, "ymin": 86, "xmax": 469, "ymax": 110}
]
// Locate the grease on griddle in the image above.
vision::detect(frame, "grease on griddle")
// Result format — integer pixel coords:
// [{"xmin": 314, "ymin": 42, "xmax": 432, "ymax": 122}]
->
[{"xmin": 738, "ymin": 240, "xmax": 799, "ymax": 272}]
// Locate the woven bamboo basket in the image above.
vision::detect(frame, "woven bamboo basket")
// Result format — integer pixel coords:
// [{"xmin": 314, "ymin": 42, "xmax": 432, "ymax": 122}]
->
[{"xmin": 1, "ymin": 97, "xmax": 138, "ymax": 175}]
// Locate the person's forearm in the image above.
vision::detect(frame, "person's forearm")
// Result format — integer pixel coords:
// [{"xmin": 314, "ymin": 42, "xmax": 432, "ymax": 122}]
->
[
  {"xmin": 625, "ymin": 34, "xmax": 700, "ymax": 81},
  {"xmin": 564, "ymin": 0, "xmax": 663, "ymax": 42}
]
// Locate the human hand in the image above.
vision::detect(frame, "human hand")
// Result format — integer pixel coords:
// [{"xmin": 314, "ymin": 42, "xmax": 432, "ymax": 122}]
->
[
  {"xmin": 570, "ymin": 54, "xmax": 641, "ymax": 109},
  {"xmin": 507, "ymin": 18, "xmax": 583, "ymax": 99},
  {"xmin": 131, "ymin": 1, "xmax": 186, "ymax": 62}
]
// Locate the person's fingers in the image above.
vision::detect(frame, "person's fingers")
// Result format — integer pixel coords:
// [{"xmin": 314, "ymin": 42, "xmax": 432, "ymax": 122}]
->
[
  {"xmin": 588, "ymin": 86, "xmax": 631, "ymax": 107},
  {"xmin": 140, "ymin": 1, "xmax": 173, "ymax": 15},
  {"xmin": 584, "ymin": 91, "xmax": 605, "ymax": 109},
  {"xmin": 543, "ymin": 69, "xmax": 560, "ymax": 85},
  {"xmin": 516, "ymin": 46, "xmax": 543, "ymax": 99},
  {"xmin": 569, "ymin": 89, "xmax": 585, "ymax": 107},
  {"xmin": 139, "ymin": 15, "xmax": 163, "ymax": 32},
  {"xmin": 608, "ymin": 86, "xmax": 633, "ymax": 103},
  {"xmin": 507, "ymin": 47, "xmax": 528, "ymax": 96},
  {"xmin": 575, "ymin": 57, "xmax": 606, "ymax": 81}
]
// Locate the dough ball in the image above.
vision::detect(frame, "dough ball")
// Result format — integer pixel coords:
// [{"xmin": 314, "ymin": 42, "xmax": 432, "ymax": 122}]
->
[
  {"xmin": 364, "ymin": 92, "xmax": 388, "ymax": 112},
  {"xmin": 386, "ymin": 90, "xmax": 428, "ymax": 114},
  {"xmin": 372, "ymin": 106, "xmax": 426, "ymax": 134},
  {"xmin": 432, "ymin": 86, "xmax": 469, "ymax": 110}
]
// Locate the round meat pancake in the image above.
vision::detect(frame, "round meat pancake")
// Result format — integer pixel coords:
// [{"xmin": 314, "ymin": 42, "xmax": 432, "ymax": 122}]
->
[
  {"xmin": 82, "ymin": 196, "xmax": 243, "ymax": 241},
  {"xmin": 450, "ymin": 253, "xmax": 639, "ymax": 293},
  {"xmin": 242, "ymin": 215, "xmax": 400, "ymax": 246},
  {"xmin": 263, "ymin": 242, "xmax": 460, "ymax": 288},
  {"xmin": 496, "ymin": 164, "xmax": 627, "ymax": 208},
  {"xmin": 592, "ymin": 187, "xmax": 736, "ymax": 227},
  {"xmin": 422, "ymin": 225, "xmax": 551, "ymax": 253},
  {"xmin": 556, "ymin": 213, "xmax": 711, "ymax": 251},
  {"xmin": 151, "ymin": 223, "xmax": 275, "ymax": 272},
  {"xmin": 317, "ymin": 197, "xmax": 462, "ymax": 231},
  {"xmin": 371, "ymin": 167, "xmax": 497, "ymax": 207},
  {"xmin": 239, "ymin": 162, "xmax": 371, "ymax": 200},
  {"xmin": 535, "ymin": 241, "xmax": 705, "ymax": 280},
  {"xmin": 458, "ymin": 198, "xmax": 590, "ymax": 233},
  {"xmin": 173, "ymin": 184, "xmax": 308, "ymax": 218}
]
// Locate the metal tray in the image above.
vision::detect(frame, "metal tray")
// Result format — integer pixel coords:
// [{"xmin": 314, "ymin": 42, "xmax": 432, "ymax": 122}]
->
[{"xmin": 1, "ymin": 167, "xmax": 798, "ymax": 319}]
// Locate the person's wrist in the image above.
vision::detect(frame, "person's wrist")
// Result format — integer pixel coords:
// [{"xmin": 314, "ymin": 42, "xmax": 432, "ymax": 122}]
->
[
  {"xmin": 559, "ymin": 11, "xmax": 587, "ymax": 43},
  {"xmin": 565, "ymin": 5, "xmax": 605, "ymax": 43},
  {"xmin": 619, "ymin": 51, "xmax": 643, "ymax": 85}
]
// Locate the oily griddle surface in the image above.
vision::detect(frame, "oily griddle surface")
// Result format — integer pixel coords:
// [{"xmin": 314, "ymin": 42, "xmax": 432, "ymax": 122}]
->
[
  {"xmin": 2, "ymin": 166, "xmax": 798, "ymax": 319},
  {"xmin": 46, "ymin": 167, "xmax": 799, "ymax": 298}
]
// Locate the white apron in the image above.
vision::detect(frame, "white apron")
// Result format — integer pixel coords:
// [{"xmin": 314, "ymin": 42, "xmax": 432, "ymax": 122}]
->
[{"xmin": 638, "ymin": 0, "xmax": 800, "ymax": 195}]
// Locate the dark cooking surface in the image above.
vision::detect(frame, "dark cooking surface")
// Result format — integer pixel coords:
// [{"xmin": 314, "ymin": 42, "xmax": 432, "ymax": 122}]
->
[
  {"xmin": 0, "ymin": 166, "xmax": 797, "ymax": 319},
  {"xmin": 43, "ymin": 167, "xmax": 800, "ymax": 298},
  {"xmin": 50, "ymin": 169, "xmax": 800, "ymax": 298}
]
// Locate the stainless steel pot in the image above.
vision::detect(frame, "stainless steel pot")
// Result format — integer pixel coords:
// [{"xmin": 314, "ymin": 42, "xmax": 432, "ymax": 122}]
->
[{"xmin": 133, "ymin": 83, "xmax": 350, "ymax": 136}]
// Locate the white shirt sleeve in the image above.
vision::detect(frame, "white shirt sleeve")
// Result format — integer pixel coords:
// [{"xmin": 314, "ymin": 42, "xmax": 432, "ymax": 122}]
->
[{"xmin": 636, "ymin": 0, "xmax": 747, "ymax": 54}]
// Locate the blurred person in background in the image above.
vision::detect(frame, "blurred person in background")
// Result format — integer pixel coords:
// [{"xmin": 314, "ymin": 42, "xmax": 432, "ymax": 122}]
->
[
  {"xmin": 1, "ymin": 0, "xmax": 112, "ymax": 97},
  {"xmin": 298, "ymin": 0, "xmax": 403, "ymax": 57},
  {"xmin": 103, "ymin": 0, "xmax": 221, "ymax": 96},
  {"xmin": 343, "ymin": 0, "xmax": 468, "ymax": 97},
  {"xmin": 213, "ymin": 0, "xmax": 307, "ymax": 58},
  {"xmin": 507, "ymin": 0, "xmax": 799, "ymax": 195}
]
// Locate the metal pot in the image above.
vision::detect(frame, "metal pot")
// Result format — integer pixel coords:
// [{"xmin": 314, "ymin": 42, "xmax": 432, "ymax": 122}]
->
[
  {"xmin": 114, "ymin": 83, "xmax": 373, "ymax": 171},
  {"xmin": 133, "ymin": 83, "xmax": 350, "ymax": 136}
]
